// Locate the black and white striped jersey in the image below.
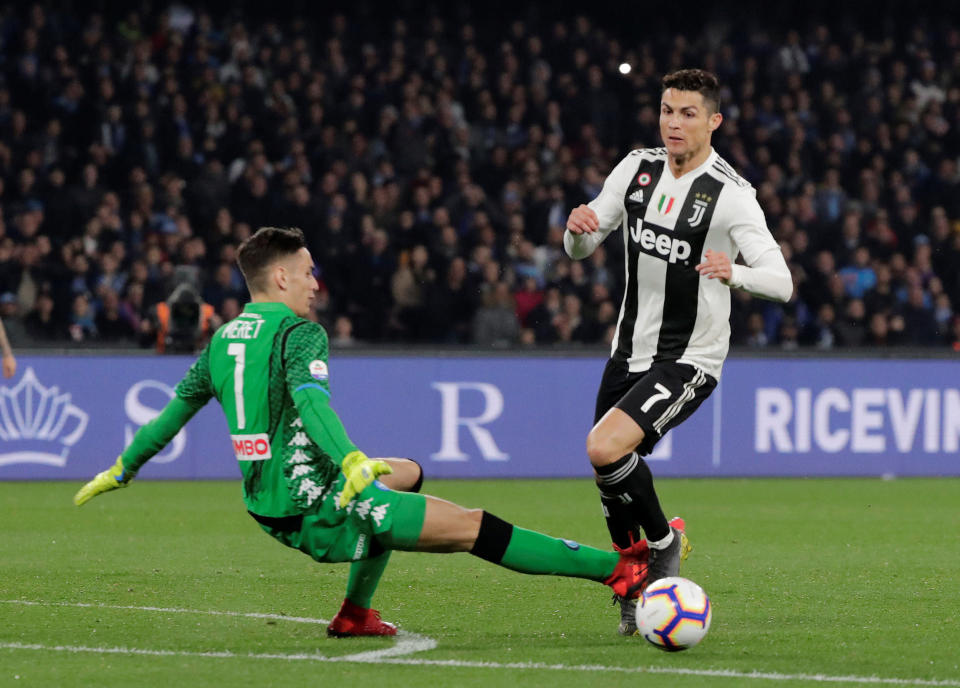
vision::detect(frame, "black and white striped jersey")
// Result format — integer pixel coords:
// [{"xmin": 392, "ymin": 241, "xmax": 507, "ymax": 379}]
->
[{"xmin": 564, "ymin": 147, "xmax": 791, "ymax": 379}]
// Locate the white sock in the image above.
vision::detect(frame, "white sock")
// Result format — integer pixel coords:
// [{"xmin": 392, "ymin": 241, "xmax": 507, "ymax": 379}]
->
[{"xmin": 648, "ymin": 529, "xmax": 675, "ymax": 550}]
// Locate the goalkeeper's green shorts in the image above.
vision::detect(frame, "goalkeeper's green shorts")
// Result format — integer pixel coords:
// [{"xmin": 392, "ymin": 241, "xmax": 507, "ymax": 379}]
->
[{"xmin": 253, "ymin": 473, "xmax": 427, "ymax": 563}]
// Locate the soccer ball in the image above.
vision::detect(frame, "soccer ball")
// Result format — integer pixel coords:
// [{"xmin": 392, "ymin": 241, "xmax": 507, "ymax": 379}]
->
[{"xmin": 635, "ymin": 577, "xmax": 712, "ymax": 651}]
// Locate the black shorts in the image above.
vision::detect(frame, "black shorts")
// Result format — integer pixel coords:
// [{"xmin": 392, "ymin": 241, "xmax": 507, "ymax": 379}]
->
[{"xmin": 594, "ymin": 359, "xmax": 717, "ymax": 456}]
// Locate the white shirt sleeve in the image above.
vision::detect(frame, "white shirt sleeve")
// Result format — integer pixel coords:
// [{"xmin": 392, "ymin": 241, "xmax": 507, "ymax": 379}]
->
[
  {"xmin": 718, "ymin": 186, "xmax": 793, "ymax": 303},
  {"xmin": 564, "ymin": 151, "xmax": 638, "ymax": 260}
]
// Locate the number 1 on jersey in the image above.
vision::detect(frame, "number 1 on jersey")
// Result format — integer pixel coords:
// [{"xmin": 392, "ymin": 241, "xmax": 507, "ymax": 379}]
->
[
  {"xmin": 227, "ymin": 342, "xmax": 246, "ymax": 429},
  {"xmin": 641, "ymin": 383, "xmax": 672, "ymax": 413}
]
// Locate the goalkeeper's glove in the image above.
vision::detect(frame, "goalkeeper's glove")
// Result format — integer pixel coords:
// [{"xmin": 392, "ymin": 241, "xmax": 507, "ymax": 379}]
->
[
  {"xmin": 73, "ymin": 456, "xmax": 136, "ymax": 506},
  {"xmin": 339, "ymin": 450, "xmax": 392, "ymax": 507}
]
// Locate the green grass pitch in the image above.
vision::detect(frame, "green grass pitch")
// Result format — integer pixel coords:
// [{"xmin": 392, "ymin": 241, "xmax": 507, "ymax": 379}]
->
[{"xmin": 2, "ymin": 478, "xmax": 958, "ymax": 688}]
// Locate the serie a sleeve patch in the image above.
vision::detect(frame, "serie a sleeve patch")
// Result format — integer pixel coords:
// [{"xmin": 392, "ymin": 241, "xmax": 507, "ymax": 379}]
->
[{"xmin": 309, "ymin": 360, "xmax": 329, "ymax": 381}]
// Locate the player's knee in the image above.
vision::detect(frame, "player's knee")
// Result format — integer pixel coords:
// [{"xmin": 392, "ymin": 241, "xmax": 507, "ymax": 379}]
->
[
  {"xmin": 461, "ymin": 508, "xmax": 484, "ymax": 549},
  {"xmin": 407, "ymin": 459, "xmax": 424, "ymax": 493},
  {"xmin": 444, "ymin": 506, "xmax": 483, "ymax": 552},
  {"xmin": 586, "ymin": 430, "xmax": 617, "ymax": 466},
  {"xmin": 586, "ymin": 429, "xmax": 639, "ymax": 467},
  {"xmin": 381, "ymin": 458, "xmax": 424, "ymax": 492},
  {"xmin": 421, "ymin": 497, "xmax": 484, "ymax": 552},
  {"xmin": 393, "ymin": 457, "xmax": 424, "ymax": 492}
]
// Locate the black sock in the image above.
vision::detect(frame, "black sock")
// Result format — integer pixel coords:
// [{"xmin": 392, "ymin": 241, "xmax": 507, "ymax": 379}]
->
[
  {"xmin": 595, "ymin": 452, "xmax": 670, "ymax": 543},
  {"xmin": 596, "ymin": 486, "xmax": 640, "ymax": 549},
  {"xmin": 469, "ymin": 511, "xmax": 514, "ymax": 564}
]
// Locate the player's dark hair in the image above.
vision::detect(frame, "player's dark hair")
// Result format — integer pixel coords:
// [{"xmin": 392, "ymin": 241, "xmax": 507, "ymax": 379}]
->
[
  {"xmin": 237, "ymin": 226, "xmax": 306, "ymax": 292},
  {"xmin": 662, "ymin": 69, "xmax": 721, "ymax": 113}
]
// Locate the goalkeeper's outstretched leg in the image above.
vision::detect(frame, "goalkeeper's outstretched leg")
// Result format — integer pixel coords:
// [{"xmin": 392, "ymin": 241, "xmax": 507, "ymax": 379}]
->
[
  {"xmin": 385, "ymin": 494, "xmax": 650, "ymax": 598},
  {"xmin": 323, "ymin": 481, "xmax": 652, "ymax": 637}
]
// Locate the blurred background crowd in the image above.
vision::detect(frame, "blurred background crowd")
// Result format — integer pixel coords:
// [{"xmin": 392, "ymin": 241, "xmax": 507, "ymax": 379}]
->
[{"xmin": 1, "ymin": 1, "xmax": 959, "ymax": 352}]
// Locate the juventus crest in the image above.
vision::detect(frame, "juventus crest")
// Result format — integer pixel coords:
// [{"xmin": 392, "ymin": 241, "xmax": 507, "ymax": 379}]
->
[{"xmin": 687, "ymin": 199, "xmax": 709, "ymax": 227}]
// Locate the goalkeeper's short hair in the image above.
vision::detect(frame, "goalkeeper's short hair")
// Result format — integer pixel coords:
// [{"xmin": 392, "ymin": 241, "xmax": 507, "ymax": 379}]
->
[{"xmin": 237, "ymin": 226, "xmax": 307, "ymax": 292}]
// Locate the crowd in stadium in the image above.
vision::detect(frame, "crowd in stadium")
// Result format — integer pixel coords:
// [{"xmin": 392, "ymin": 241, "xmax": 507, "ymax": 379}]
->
[{"xmin": 0, "ymin": 3, "xmax": 959, "ymax": 351}]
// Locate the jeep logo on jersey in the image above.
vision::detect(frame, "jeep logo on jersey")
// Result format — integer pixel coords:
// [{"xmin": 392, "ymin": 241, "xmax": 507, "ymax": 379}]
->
[
  {"xmin": 231, "ymin": 433, "xmax": 272, "ymax": 461},
  {"xmin": 630, "ymin": 219, "xmax": 692, "ymax": 264}
]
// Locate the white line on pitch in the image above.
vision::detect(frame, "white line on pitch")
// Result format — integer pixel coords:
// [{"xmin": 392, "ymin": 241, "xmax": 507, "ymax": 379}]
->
[
  {"xmin": 1, "ymin": 641, "xmax": 959, "ymax": 686},
  {"xmin": 3, "ymin": 600, "xmax": 958, "ymax": 686},
  {"xmin": 0, "ymin": 599, "xmax": 436, "ymax": 660}
]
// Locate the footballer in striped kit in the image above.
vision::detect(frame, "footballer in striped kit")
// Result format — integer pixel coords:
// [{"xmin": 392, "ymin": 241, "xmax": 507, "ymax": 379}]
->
[{"xmin": 565, "ymin": 69, "xmax": 792, "ymax": 635}]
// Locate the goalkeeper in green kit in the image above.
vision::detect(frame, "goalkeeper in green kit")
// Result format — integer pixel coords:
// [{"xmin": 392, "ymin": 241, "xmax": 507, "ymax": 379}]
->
[{"xmin": 74, "ymin": 226, "xmax": 657, "ymax": 637}]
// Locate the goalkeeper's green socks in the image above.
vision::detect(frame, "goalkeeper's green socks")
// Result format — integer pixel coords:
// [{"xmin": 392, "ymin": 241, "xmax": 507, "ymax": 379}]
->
[
  {"xmin": 469, "ymin": 511, "xmax": 617, "ymax": 581},
  {"xmin": 345, "ymin": 551, "xmax": 391, "ymax": 609}
]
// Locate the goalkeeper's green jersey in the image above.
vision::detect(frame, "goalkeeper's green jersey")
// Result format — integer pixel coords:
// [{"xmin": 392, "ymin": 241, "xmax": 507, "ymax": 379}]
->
[{"xmin": 122, "ymin": 302, "xmax": 358, "ymax": 518}]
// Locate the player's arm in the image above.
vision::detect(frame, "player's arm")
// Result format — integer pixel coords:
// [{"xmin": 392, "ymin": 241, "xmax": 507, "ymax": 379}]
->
[
  {"xmin": 283, "ymin": 321, "xmax": 391, "ymax": 506},
  {"xmin": 74, "ymin": 347, "xmax": 215, "ymax": 505},
  {"xmin": 564, "ymin": 151, "xmax": 636, "ymax": 259},
  {"xmin": 0, "ymin": 317, "xmax": 16, "ymax": 378},
  {"xmin": 700, "ymin": 188, "xmax": 793, "ymax": 302}
]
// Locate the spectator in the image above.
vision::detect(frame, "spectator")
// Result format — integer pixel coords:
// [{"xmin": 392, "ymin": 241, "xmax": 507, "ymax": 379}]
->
[
  {"xmin": 24, "ymin": 292, "xmax": 60, "ymax": 343},
  {"xmin": 801, "ymin": 303, "xmax": 838, "ymax": 349},
  {"xmin": 67, "ymin": 292, "xmax": 97, "ymax": 342},
  {"xmin": 0, "ymin": 292, "xmax": 27, "ymax": 346},
  {"xmin": 866, "ymin": 313, "xmax": 891, "ymax": 347},
  {"xmin": 513, "ymin": 275, "xmax": 544, "ymax": 327},
  {"xmin": 350, "ymin": 228, "xmax": 395, "ymax": 340},
  {"xmin": 558, "ymin": 293, "xmax": 593, "ymax": 343},
  {"xmin": 778, "ymin": 315, "xmax": 801, "ymax": 350},
  {"xmin": 594, "ymin": 300, "xmax": 619, "ymax": 346},
  {"xmin": 838, "ymin": 247, "xmax": 877, "ymax": 300},
  {"xmin": 527, "ymin": 286, "xmax": 563, "ymax": 344},
  {"xmin": 472, "ymin": 281, "xmax": 520, "ymax": 347},
  {"xmin": 389, "ymin": 245, "xmax": 432, "ymax": 340},
  {"xmin": 331, "ymin": 315, "xmax": 358, "ymax": 347},
  {"xmin": 835, "ymin": 299, "xmax": 868, "ymax": 347},
  {"xmin": 202, "ymin": 262, "xmax": 244, "ymax": 311},
  {"xmin": 745, "ymin": 312, "xmax": 769, "ymax": 348},
  {"xmin": 814, "ymin": 169, "xmax": 847, "ymax": 227},
  {"xmin": 897, "ymin": 285, "xmax": 940, "ymax": 345},
  {"xmin": 863, "ymin": 263, "xmax": 897, "ymax": 318},
  {"xmin": 426, "ymin": 257, "xmax": 476, "ymax": 343},
  {"xmin": 95, "ymin": 287, "xmax": 136, "ymax": 342}
]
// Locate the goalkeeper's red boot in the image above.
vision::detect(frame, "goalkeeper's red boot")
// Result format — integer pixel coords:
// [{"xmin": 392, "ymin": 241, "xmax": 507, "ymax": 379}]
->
[
  {"xmin": 609, "ymin": 517, "xmax": 690, "ymax": 636},
  {"xmin": 327, "ymin": 599, "xmax": 397, "ymax": 638},
  {"xmin": 605, "ymin": 538, "xmax": 650, "ymax": 599},
  {"xmin": 606, "ymin": 538, "xmax": 649, "ymax": 636}
]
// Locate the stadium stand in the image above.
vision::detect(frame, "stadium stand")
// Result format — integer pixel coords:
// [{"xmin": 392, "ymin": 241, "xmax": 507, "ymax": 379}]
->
[{"xmin": 0, "ymin": 2, "xmax": 959, "ymax": 350}]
